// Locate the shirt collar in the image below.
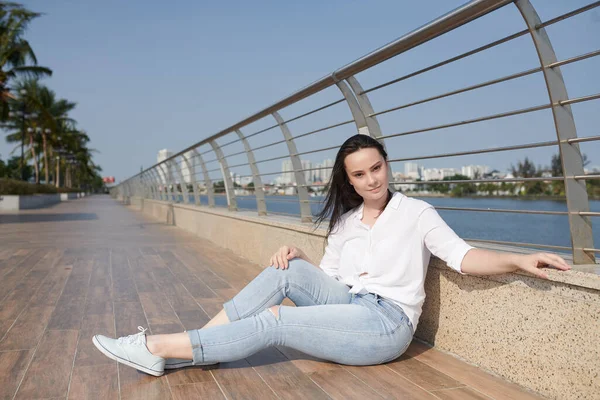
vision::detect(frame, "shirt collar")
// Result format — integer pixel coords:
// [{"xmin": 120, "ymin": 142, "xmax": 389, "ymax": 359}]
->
[{"xmin": 353, "ymin": 191, "xmax": 404, "ymax": 221}]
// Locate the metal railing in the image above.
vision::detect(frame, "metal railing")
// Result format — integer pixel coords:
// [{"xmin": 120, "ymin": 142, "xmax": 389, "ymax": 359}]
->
[{"xmin": 113, "ymin": 0, "xmax": 599, "ymax": 264}]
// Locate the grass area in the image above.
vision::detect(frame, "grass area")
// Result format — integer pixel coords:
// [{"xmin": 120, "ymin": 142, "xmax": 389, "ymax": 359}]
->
[{"xmin": 0, "ymin": 178, "xmax": 81, "ymax": 195}]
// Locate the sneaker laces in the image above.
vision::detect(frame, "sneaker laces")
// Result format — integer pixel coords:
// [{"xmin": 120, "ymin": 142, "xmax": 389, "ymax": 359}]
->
[{"xmin": 117, "ymin": 326, "xmax": 148, "ymax": 346}]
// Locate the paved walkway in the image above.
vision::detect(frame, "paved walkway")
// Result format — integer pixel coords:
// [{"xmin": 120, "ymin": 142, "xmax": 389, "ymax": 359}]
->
[{"xmin": 0, "ymin": 195, "xmax": 542, "ymax": 399}]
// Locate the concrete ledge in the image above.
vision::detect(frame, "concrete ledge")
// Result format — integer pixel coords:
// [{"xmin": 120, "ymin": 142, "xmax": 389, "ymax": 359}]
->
[
  {"xmin": 125, "ymin": 197, "xmax": 599, "ymax": 400},
  {"xmin": 0, "ymin": 192, "xmax": 88, "ymax": 210}
]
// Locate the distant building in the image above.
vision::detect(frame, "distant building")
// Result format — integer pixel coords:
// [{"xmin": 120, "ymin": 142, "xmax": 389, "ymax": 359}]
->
[
  {"xmin": 461, "ymin": 165, "xmax": 489, "ymax": 179},
  {"xmin": 157, "ymin": 149, "xmax": 174, "ymax": 184},
  {"xmin": 404, "ymin": 162, "xmax": 421, "ymax": 179}
]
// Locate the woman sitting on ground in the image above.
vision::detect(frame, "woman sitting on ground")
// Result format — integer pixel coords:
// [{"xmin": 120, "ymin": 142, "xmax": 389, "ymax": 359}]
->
[{"xmin": 92, "ymin": 134, "xmax": 570, "ymax": 376}]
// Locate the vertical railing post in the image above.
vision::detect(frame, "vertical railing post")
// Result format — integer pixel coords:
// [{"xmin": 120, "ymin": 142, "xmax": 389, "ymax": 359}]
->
[
  {"xmin": 272, "ymin": 111, "xmax": 312, "ymax": 222},
  {"xmin": 192, "ymin": 149, "xmax": 215, "ymax": 207},
  {"xmin": 336, "ymin": 77, "xmax": 394, "ymax": 194},
  {"xmin": 236, "ymin": 129, "xmax": 267, "ymax": 216},
  {"xmin": 516, "ymin": 0, "xmax": 595, "ymax": 264},
  {"xmin": 181, "ymin": 150, "xmax": 200, "ymax": 205},
  {"xmin": 150, "ymin": 168, "xmax": 164, "ymax": 201},
  {"xmin": 158, "ymin": 163, "xmax": 174, "ymax": 202},
  {"xmin": 172, "ymin": 157, "xmax": 190, "ymax": 204},
  {"xmin": 210, "ymin": 141, "xmax": 237, "ymax": 211}
]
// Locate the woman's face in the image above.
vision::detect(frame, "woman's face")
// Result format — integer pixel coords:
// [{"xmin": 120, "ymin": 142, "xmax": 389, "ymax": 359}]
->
[{"xmin": 344, "ymin": 147, "xmax": 388, "ymax": 202}]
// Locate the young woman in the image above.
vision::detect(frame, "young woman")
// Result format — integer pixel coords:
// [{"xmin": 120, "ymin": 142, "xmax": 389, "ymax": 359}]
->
[{"xmin": 93, "ymin": 134, "xmax": 570, "ymax": 376}]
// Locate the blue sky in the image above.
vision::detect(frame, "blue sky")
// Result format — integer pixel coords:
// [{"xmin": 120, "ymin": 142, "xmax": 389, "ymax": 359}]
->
[{"xmin": 2, "ymin": 0, "xmax": 599, "ymax": 183}]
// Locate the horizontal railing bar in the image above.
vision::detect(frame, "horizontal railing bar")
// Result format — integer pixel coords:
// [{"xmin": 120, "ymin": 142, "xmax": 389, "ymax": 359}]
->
[
  {"xmin": 292, "ymin": 120, "xmax": 354, "ymax": 140},
  {"xmin": 574, "ymin": 174, "xmax": 600, "ymax": 180},
  {"xmin": 254, "ymin": 154, "xmax": 290, "ymax": 165},
  {"xmin": 227, "ymin": 161, "xmax": 251, "ymax": 169},
  {"xmin": 559, "ymin": 92, "xmax": 600, "ymax": 106},
  {"xmin": 380, "ymin": 103, "xmax": 550, "ymax": 140},
  {"xmin": 251, "ymin": 139, "xmax": 288, "ymax": 152},
  {"xmin": 548, "ymin": 49, "xmax": 600, "ymax": 69},
  {"xmin": 379, "ymin": 93, "xmax": 599, "ymax": 141},
  {"xmin": 244, "ymin": 123, "xmax": 281, "ymax": 140},
  {"xmin": 436, "ymin": 206, "xmax": 600, "ymax": 217},
  {"xmin": 223, "ymin": 149, "xmax": 248, "ymax": 158},
  {"xmin": 536, "ymin": 1, "xmax": 600, "ymax": 29},
  {"xmin": 388, "ymin": 140, "xmax": 558, "ymax": 163},
  {"xmin": 282, "ymin": 99, "xmax": 346, "ymax": 125},
  {"xmin": 464, "ymin": 238, "xmax": 572, "ymax": 251},
  {"xmin": 372, "ymin": 49, "xmax": 600, "ymax": 117},
  {"xmin": 361, "ymin": 2, "xmax": 600, "ymax": 95},
  {"xmin": 372, "ymin": 66, "xmax": 541, "ymax": 116},
  {"xmin": 294, "ymin": 145, "xmax": 341, "ymax": 157},
  {"xmin": 565, "ymin": 134, "xmax": 600, "ymax": 144},
  {"xmin": 300, "ymin": 177, "xmax": 564, "ymax": 188},
  {"xmin": 362, "ymin": 30, "xmax": 528, "ymax": 95}
]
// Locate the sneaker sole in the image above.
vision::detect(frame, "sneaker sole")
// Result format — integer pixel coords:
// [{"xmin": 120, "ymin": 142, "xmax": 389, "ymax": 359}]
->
[
  {"xmin": 92, "ymin": 335, "xmax": 164, "ymax": 376},
  {"xmin": 164, "ymin": 359, "xmax": 194, "ymax": 370}
]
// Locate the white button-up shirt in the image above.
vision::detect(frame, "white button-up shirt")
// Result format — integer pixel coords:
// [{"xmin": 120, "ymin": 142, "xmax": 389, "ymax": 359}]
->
[{"xmin": 319, "ymin": 191, "xmax": 474, "ymax": 332}]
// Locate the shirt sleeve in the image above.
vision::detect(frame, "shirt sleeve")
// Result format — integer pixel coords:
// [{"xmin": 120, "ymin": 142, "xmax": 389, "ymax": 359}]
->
[
  {"xmin": 319, "ymin": 225, "xmax": 345, "ymax": 280},
  {"xmin": 417, "ymin": 206, "xmax": 474, "ymax": 273}
]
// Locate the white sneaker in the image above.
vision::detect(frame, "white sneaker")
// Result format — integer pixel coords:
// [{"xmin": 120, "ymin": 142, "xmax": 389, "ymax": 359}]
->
[{"xmin": 92, "ymin": 326, "xmax": 165, "ymax": 376}]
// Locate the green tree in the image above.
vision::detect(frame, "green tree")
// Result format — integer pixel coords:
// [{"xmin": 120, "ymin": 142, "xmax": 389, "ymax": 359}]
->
[{"xmin": 0, "ymin": 2, "xmax": 52, "ymax": 119}]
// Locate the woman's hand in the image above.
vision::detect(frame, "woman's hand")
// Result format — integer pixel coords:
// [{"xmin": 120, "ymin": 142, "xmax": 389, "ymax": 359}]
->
[
  {"xmin": 514, "ymin": 252, "xmax": 571, "ymax": 279},
  {"xmin": 269, "ymin": 246, "xmax": 303, "ymax": 269}
]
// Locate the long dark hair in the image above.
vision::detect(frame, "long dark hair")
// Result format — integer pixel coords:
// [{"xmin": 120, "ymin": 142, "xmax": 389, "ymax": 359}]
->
[{"xmin": 314, "ymin": 134, "xmax": 392, "ymax": 238}]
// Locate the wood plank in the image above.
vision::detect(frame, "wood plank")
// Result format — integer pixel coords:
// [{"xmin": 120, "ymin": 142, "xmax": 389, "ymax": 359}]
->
[
  {"xmin": 432, "ymin": 387, "xmax": 492, "ymax": 400},
  {"xmin": 276, "ymin": 346, "xmax": 341, "ymax": 374},
  {"xmin": 68, "ymin": 363, "xmax": 119, "ymax": 400},
  {"xmin": 158, "ymin": 250, "xmax": 219, "ymax": 299},
  {"xmin": 172, "ymin": 247, "xmax": 231, "ymax": 290},
  {"xmin": 119, "ymin": 365, "xmax": 172, "ymax": 400},
  {"xmin": 246, "ymin": 347, "xmax": 330, "ymax": 399},
  {"xmin": 343, "ymin": 364, "xmax": 438, "ymax": 400},
  {"xmin": 0, "ymin": 248, "xmax": 49, "ymax": 301},
  {"xmin": 170, "ymin": 382, "xmax": 226, "ymax": 400},
  {"xmin": 114, "ymin": 301, "xmax": 148, "ymax": 337},
  {"xmin": 308, "ymin": 368, "xmax": 384, "ymax": 399},
  {"xmin": 0, "ymin": 349, "xmax": 34, "ymax": 400},
  {"xmin": 46, "ymin": 294, "xmax": 87, "ymax": 330},
  {"xmin": 28, "ymin": 260, "xmax": 72, "ymax": 307},
  {"xmin": 405, "ymin": 341, "xmax": 542, "ymax": 399},
  {"xmin": 165, "ymin": 364, "xmax": 217, "ymax": 386},
  {"xmin": 385, "ymin": 354, "xmax": 464, "ymax": 391},
  {"xmin": 16, "ymin": 329, "xmax": 79, "ymax": 399},
  {"xmin": 74, "ymin": 313, "xmax": 115, "ymax": 367},
  {"xmin": 210, "ymin": 359, "xmax": 279, "ymax": 400},
  {"xmin": 0, "ymin": 248, "xmax": 33, "ymax": 277},
  {"xmin": 128, "ymin": 255, "xmax": 161, "ymax": 293},
  {"xmin": 138, "ymin": 292, "xmax": 184, "ymax": 335},
  {"xmin": 111, "ymin": 249, "xmax": 139, "ymax": 302},
  {"xmin": 0, "ymin": 306, "xmax": 55, "ymax": 351}
]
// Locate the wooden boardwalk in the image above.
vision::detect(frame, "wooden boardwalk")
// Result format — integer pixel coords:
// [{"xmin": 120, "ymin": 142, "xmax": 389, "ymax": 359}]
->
[{"xmin": 0, "ymin": 195, "xmax": 542, "ymax": 399}]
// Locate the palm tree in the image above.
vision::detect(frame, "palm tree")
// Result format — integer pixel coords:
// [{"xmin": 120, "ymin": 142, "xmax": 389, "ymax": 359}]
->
[{"xmin": 0, "ymin": 3, "xmax": 52, "ymax": 120}]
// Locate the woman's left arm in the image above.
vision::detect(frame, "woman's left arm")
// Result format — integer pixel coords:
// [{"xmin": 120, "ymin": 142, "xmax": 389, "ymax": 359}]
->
[{"xmin": 460, "ymin": 248, "xmax": 571, "ymax": 279}]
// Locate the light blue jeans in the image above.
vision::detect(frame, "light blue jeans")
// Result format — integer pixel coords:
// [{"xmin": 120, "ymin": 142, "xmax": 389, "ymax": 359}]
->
[{"xmin": 187, "ymin": 258, "xmax": 413, "ymax": 366}]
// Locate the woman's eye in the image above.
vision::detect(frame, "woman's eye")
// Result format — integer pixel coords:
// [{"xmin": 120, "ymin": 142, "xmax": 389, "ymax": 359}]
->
[
  {"xmin": 373, "ymin": 165, "xmax": 381, "ymax": 171},
  {"xmin": 355, "ymin": 173, "xmax": 363, "ymax": 178}
]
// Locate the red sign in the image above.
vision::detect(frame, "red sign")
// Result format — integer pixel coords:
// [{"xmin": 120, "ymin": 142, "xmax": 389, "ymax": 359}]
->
[{"xmin": 103, "ymin": 176, "xmax": 115, "ymax": 183}]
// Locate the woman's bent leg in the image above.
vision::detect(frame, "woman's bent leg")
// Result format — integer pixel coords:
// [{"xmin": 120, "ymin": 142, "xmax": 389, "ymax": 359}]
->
[
  {"xmin": 187, "ymin": 303, "xmax": 413, "ymax": 366},
  {"xmin": 223, "ymin": 258, "xmax": 352, "ymax": 322}
]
